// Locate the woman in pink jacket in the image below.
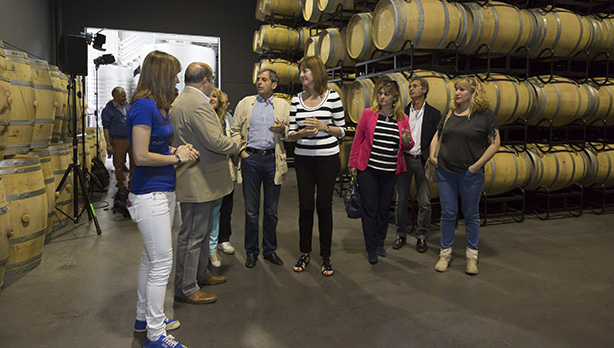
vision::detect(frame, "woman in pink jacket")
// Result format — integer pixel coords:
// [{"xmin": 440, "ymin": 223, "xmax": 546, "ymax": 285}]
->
[{"xmin": 349, "ymin": 77, "xmax": 414, "ymax": 264}]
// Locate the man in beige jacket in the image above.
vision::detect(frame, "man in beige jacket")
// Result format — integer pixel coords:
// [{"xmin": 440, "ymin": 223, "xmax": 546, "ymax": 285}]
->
[
  {"xmin": 170, "ymin": 62, "xmax": 242, "ymax": 304},
  {"xmin": 231, "ymin": 69, "xmax": 290, "ymax": 269}
]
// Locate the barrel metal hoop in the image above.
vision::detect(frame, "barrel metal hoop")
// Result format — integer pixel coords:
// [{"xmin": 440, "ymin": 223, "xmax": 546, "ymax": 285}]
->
[
  {"xmin": 0, "ymin": 205, "xmax": 8, "ymax": 215},
  {"xmin": 569, "ymin": 14, "xmax": 585, "ymax": 56},
  {"xmin": 8, "ymin": 120, "xmax": 35, "ymax": 126},
  {"xmin": 465, "ymin": 4, "xmax": 481, "ymax": 53},
  {"xmin": 56, "ymin": 199, "xmax": 73, "ymax": 205},
  {"xmin": 485, "ymin": 157, "xmax": 495, "ymax": 192},
  {"xmin": 9, "ymin": 79, "xmax": 34, "ymax": 87},
  {"xmin": 0, "ymin": 157, "xmax": 41, "ymax": 168},
  {"xmin": 551, "ymin": 12, "xmax": 562, "ymax": 53},
  {"xmin": 5, "ymin": 55, "xmax": 28, "ymax": 62},
  {"xmin": 33, "ymin": 84, "xmax": 54, "ymax": 91},
  {"xmin": 32, "ymin": 154, "xmax": 51, "ymax": 161},
  {"xmin": 510, "ymin": 4, "xmax": 523, "ymax": 51},
  {"xmin": 489, "ymin": 5, "xmax": 500, "ymax": 50},
  {"xmin": 533, "ymin": 10, "xmax": 547, "ymax": 51},
  {"xmin": 0, "ymin": 257, "xmax": 6, "ymax": 268},
  {"xmin": 6, "ymin": 254, "xmax": 43, "ymax": 273},
  {"xmin": 573, "ymin": 83, "xmax": 582, "ymax": 121},
  {"xmin": 5, "ymin": 187, "xmax": 47, "ymax": 201},
  {"xmin": 512, "ymin": 152, "xmax": 520, "ymax": 188},
  {"xmin": 363, "ymin": 14, "xmax": 373, "ymax": 58},
  {"xmin": 53, "ymin": 169, "xmax": 67, "ymax": 175},
  {"xmin": 509, "ymin": 81, "xmax": 521, "ymax": 124},
  {"xmin": 0, "ymin": 163, "xmax": 41, "ymax": 173},
  {"xmin": 8, "ymin": 228, "xmax": 46, "ymax": 244},
  {"xmin": 415, "ymin": 0, "xmax": 424, "ymax": 48},
  {"xmin": 44, "ymin": 177, "xmax": 55, "ymax": 185},
  {"xmin": 492, "ymin": 79, "xmax": 501, "ymax": 117},
  {"xmin": 437, "ymin": 1, "xmax": 451, "ymax": 49}
]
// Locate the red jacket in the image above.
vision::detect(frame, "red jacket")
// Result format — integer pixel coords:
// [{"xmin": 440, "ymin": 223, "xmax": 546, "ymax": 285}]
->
[{"xmin": 348, "ymin": 108, "xmax": 413, "ymax": 175}]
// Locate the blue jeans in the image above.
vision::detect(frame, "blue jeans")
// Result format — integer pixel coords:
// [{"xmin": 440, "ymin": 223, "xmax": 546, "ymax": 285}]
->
[
  {"xmin": 210, "ymin": 198, "xmax": 223, "ymax": 253},
  {"xmin": 241, "ymin": 153, "xmax": 281, "ymax": 256},
  {"xmin": 436, "ymin": 167, "xmax": 484, "ymax": 250}
]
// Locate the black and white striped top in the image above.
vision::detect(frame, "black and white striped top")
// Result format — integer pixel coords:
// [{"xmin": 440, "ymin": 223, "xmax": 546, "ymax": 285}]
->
[
  {"xmin": 289, "ymin": 90, "xmax": 346, "ymax": 157},
  {"xmin": 367, "ymin": 114, "xmax": 400, "ymax": 172}
]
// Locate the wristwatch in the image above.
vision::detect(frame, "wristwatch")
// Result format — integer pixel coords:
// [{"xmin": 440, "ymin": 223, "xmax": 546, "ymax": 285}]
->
[
  {"xmin": 175, "ymin": 154, "xmax": 182, "ymax": 164},
  {"xmin": 325, "ymin": 125, "xmax": 330, "ymax": 133}
]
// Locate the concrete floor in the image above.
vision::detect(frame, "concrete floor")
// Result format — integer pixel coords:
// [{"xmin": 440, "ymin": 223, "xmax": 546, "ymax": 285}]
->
[{"xmin": 1, "ymin": 166, "xmax": 613, "ymax": 348}]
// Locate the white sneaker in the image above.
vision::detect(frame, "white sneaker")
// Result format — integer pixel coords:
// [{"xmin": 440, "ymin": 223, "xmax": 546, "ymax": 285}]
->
[
  {"xmin": 217, "ymin": 241, "xmax": 235, "ymax": 255},
  {"xmin": 209, "ymin": 253, "xmax": 221, "ymax": 268}
]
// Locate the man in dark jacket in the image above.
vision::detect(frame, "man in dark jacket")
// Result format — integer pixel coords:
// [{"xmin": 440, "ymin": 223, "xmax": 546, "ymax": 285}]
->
[
  {"xmin": 394, "ymin": 78, "xmax": 442, "ymax": 253},
  {"xmin": 101, "ymin": 86, "xmax": 133, "ymax": 188}
]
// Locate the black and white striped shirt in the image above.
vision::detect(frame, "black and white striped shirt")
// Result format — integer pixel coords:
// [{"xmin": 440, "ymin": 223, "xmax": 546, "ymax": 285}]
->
[
  {"xmin": 289, "ymin": 90, "xmax": 346, "ymax": 157},
  {"xmin": 367, "ymin": 114, "xmax": 400, "ymax": 172}
]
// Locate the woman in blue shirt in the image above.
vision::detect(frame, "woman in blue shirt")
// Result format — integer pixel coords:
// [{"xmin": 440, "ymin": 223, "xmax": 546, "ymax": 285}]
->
[{"xmin": 126, "ymin": 50, "xmax": 199, "ymax": 348}]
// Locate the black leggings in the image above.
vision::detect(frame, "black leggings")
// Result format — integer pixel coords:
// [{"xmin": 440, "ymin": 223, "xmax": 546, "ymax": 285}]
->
[
  {"xmin": 218, "ymin": 190, "xmax": 234, "ymax": 243},
  {"xmin": 294, "ymin": 154, "xmax": 340, "ymax": 258}
]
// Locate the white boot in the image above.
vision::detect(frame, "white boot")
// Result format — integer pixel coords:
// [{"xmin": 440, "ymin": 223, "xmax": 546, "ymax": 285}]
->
[
  {"xmin": 434, "ymin": 247, "xmax": 452, "ymax": 272},
  {"xmin": 465, "ymin": 247, "xmax": 479, "ymax": 275}
]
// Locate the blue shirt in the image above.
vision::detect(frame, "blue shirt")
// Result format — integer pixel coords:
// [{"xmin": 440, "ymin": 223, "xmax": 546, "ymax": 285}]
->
[
  {"xmin": 101, "ymin": 100, "xmax": 129, "ymax": 138},
  {"xmin": 127, "ymin": 98, "xmax": 175, "ymax": 194},
  {"xmin": 247, "ymin": 95, "xmax": 275, "ymax": 150}
]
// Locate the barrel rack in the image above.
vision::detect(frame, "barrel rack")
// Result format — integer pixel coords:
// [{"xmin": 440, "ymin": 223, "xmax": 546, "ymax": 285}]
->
[{"xmin": 256, "ymin": 0, "xmax": 614, "ymax": 224}]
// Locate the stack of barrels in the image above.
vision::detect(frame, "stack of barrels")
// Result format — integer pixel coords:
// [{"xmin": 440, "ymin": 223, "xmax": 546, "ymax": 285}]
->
[
  {"xmin": 0, "ymin": 39, "xmax": 105, "ymax": 289},
  {"xmin": 253, "ymin": 0, "xmax": 614, "ymax": 208}
]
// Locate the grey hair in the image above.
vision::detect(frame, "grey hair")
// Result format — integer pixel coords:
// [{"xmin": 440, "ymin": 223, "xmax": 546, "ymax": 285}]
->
[{"xmin": 257, "ymin": 68, "xmax": 279, "ymax": 85}]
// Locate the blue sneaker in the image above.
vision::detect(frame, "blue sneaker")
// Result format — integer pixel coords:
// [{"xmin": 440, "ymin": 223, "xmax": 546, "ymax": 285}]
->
[
  {"xmin": 144, "ymin": 334, "xmax": 187, "ymax": 348},
  {"xmin": 134, "ymin": 318, "xmax": 181, "ymax": 333}
]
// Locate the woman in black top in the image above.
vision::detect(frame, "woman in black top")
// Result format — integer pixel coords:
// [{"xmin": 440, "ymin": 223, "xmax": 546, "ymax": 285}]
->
[{"xmin": 428, "ymin": 76, "xmax": 500, "ymax": 275}]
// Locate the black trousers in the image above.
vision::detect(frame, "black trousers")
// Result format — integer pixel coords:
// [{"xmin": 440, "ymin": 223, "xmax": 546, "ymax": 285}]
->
[
  {"xmin": 294, "ymin": 154, "xmax": 340, "ymax": 258},
  {"xmin": 218, "ymin": 189, "xmax": 234, "ymax": 243},
  {"xmin": 357, "ymin": 167, "xmax": 397, "ymax": 255}
]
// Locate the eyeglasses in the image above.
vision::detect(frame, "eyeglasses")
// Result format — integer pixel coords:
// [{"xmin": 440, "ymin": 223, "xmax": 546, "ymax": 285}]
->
[{"xmin": 207, "ymin": 75, "xmax": 216, "ymax": 82}]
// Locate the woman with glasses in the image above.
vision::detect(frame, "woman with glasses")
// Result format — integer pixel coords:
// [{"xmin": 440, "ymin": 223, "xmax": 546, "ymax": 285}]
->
[
  {"xmin": 429, "ymin": 75, "xmax": 500, "ymax": 275},
  {"xmin": 288, "ymin": 56, "xmax": 346, "ymax": 276},
  {"xmin": 348, "ymin": 77, "xmax": 414, "ymax": 264},
  {"xmin": 127, "ymin": 50, "xmax": 199, "ymax": 348},
  {"xmin": 207, "ymin": 87, "xmax": 230, "ymax": 268}
]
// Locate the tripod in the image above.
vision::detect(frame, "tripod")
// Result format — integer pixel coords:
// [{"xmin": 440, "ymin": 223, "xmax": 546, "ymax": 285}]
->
[{"xmin": 55, "ymin": 73, "xmax": 102, "ymax": 235}]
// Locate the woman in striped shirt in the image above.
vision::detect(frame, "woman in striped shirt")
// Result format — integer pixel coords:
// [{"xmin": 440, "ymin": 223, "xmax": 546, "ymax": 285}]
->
[
  {"xmin": 348, "ymin": 78, "xmax": 413, "ymax": 265},
  {"xmin": 288, "ymin": 56, "xmax": 346, "ymax": 276}
]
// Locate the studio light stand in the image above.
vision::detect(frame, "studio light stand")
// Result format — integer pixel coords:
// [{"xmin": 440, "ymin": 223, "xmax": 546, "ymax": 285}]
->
[
  {"xmin": 56, "ymin": 34, "xmax": 103, "ymax": 235},
  {"xmin": 93, "ymin": 54, "xmax": 115, "ymax": 157},
  {"xmin": 54, "ymin": 74, "xmax": 101, "ymax": 235}
]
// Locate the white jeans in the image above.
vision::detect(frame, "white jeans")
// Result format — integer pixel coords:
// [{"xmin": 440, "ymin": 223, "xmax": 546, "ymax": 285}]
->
[{"xmin": 128, "ymin": 191, "xmax": 176, "ymax": 341}]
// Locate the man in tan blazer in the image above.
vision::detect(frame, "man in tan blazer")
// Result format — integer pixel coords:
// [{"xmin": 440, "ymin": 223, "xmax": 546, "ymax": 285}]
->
[
  {"xmin": 170, "ymin": 62, "xmax": 242, "ymax": 304},
  {"xmin": 231, "ymin": 69, "xmax": 290, "ymax": 269}
]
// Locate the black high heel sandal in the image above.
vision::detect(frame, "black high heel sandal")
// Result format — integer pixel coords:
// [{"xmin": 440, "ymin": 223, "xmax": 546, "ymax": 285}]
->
[
  {"xmin": 321, "ymin": 258, "xmax": 334, "ymax": 276},
  {"xmin": 293, "ymin": 254, "xmax": 310, "ymax": 272}
]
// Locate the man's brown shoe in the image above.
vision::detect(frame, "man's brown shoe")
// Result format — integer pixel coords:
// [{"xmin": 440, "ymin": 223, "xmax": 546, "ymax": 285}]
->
[
  {"xmin": 174, "ymin": 290, "xmax": 217, "ymax": 304},
  {"xmin": 200, "ymin": 274, "xmax": 227, "ymax": 285}
]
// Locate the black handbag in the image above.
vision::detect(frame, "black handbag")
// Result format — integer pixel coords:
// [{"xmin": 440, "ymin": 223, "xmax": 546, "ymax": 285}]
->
[{"xmin": 344, "ymin": 175, "xmax": 361, "ymax": 219}]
